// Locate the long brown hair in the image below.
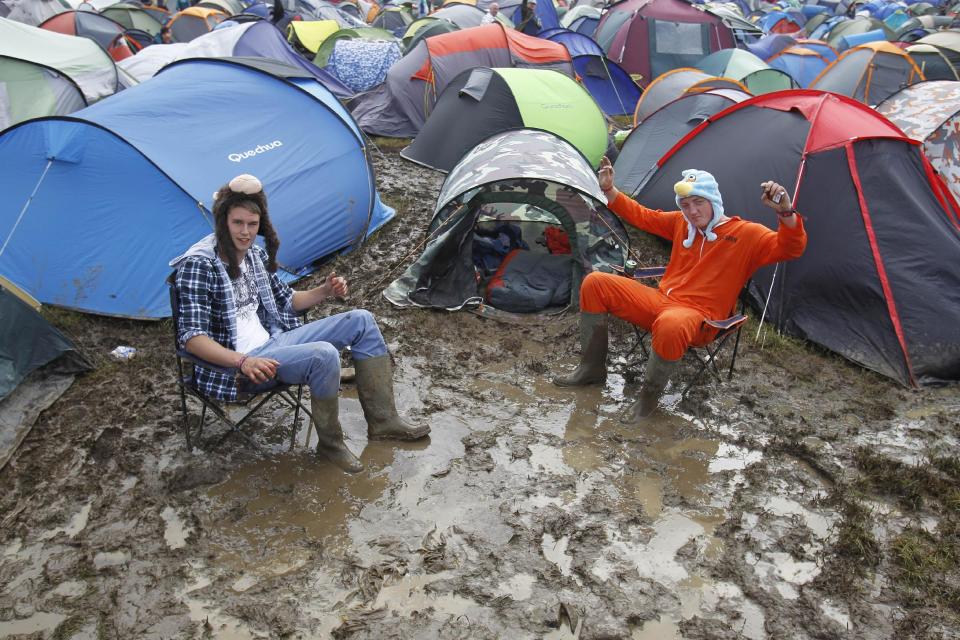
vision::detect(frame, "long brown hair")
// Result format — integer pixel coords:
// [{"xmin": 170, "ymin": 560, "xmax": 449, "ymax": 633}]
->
[{"xmin": 212, "ymin": 185, "xmax": 280, "ymax": 279}]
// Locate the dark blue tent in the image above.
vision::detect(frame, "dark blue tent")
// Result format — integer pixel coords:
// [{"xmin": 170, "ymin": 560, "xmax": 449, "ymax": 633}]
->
[
  {"xmin": 540, "ymin": 28, "xmax": 641, "ymax": 115},
  {"xmin": 745, "ymin": 33, "xmax": 796, "ymax": 60},
  {"xmin": 572, "ymin": 55, "xmax": 642, "ymax": 115},
  {"xmin": 0, "ymin": 58, "xmax": 394, "ymax": 319}
]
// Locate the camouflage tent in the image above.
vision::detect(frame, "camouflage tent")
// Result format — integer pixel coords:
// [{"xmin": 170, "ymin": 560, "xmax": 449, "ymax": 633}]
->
[
  {"xmin": 876, "ymin": 80, "xmax": 960, "ymax": 203},
  {"xmin": 384, "ymin": 129, "xmax": 629, "ymax": 317}
]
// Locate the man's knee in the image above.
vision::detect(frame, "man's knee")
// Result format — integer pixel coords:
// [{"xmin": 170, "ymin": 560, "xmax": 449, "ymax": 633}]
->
[
  {"xmin": 650, "ymin": 312, "xmax": 701, "ymax": 361},
  {"xmin": 580, "ymin": 271, "xmax": 614, "ymax": 311},
  {"xmin": 308, "ymin": 342, "xmax": 341, "ymax": 370},
  {"xmin": 352, "ymin": 308, "xmax": 378, "ymax": 330}
]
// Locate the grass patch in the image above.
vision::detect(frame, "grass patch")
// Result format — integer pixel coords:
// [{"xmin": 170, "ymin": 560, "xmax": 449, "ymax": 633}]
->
[
  {"xmin": 369, "ymin": 136, "xmax": 412, "ymax": 152},
  {"xmin": 891, "ymin": 522, "xmax": 960, "ymax": 612},
  {"xmin": 816, "ymin": 485, "xmax": 882, "ymax": 597},
  {"xmin": 854, "ymin": 447, "xmax": 956, "ymax": 511}
]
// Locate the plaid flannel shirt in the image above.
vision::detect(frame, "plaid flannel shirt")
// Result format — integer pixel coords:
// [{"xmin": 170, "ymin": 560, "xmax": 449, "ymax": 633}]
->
[{"xmin": 175, "ymin": 244, "xmax": 302, "ymax": 401}]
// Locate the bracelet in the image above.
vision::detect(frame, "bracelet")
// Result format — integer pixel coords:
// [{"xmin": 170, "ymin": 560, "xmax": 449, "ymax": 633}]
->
[
  {"xmin": 778, "ymin": 208, "xmax": 798, "ymax": 217},
  {"xmin": 236, "ymin": 354, "xmax": 248, "ymax": 372}
]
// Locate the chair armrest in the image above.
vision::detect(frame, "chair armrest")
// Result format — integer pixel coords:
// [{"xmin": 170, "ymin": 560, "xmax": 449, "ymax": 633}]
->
[
  {"xmin": 704, "ymin": 314, "xmax": 748, "ymax": 331},
  {"xmin": 176, "ymin": 349, "xmax": 239, "ymax": 377},
  {"xmin": 634, "ymin": 266, "xmax": 667, "ymax": 279}
]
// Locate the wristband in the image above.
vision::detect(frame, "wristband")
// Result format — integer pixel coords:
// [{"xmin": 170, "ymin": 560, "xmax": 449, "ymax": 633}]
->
[
  {"xmin": 778, "ymin": 208, "xmax": 797, "ymax": 218},
  {"xmin": 236, "ymin": 354, "xmax": 248, "ymax": 372}
]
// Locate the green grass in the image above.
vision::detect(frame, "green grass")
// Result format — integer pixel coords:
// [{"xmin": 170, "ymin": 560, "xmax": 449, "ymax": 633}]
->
[{"xmin": 369, "ymin": 136, "xmax": 412, "ymax": 152}]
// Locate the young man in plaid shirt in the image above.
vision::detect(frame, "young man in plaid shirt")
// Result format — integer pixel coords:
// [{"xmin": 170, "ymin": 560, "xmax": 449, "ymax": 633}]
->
[{"xmin": 171, "ymin": 174, "xmax": 428, "ymax": 472}]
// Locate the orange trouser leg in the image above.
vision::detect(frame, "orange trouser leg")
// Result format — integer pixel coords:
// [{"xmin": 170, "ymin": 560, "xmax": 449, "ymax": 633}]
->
[
  {"xmin": 580, "ymin": 272, "xmax": 667, "ymax": 329},
  {"xmin": 581, "ymin": 272, "xmax": 718, "ymax": 361},
  {"xmin": 651, "ymin": 305, "xmax": 717, "ymax": 361}
]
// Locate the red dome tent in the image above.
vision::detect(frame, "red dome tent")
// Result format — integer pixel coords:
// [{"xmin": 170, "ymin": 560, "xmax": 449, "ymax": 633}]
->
[
  {"xmin": 38, "ymin": 10, "xmax": 138, "ymax": 61},
  {"xmin": 594, "ymin": 0, "xmax": 735, "ymax": 86},
  {"xmin": 632, "ymin": 90, "xmax": 960, "ymax": 386}
]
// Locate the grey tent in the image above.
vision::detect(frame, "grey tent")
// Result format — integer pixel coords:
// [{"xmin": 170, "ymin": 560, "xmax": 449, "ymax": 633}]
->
[
  {"xmin": 384, "ymin": 129, "xmax": 629, "ymax": 317},
  {"xmin": 614, "ymin": 88, "xmax": 749, "ymax": 196},
  {"xmin": 1, "ymin": 282, "xmax": 91, "ymax": 470}
]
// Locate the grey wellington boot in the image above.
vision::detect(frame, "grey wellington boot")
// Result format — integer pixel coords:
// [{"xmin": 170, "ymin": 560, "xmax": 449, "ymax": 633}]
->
[
  {"xmin": 355, "ymin": 355, "xmax": 431, "ymax": 441},
  {"xmin": 312, "ymin": 396, "xmax": 364, "ymax": 473},
  {"xmin": 620, "ymin": 351, "xmax": 681, "ymax": 424},
  {"xmin": 552, "ymin": 312, "xmax": 609, "ymax": 387}
]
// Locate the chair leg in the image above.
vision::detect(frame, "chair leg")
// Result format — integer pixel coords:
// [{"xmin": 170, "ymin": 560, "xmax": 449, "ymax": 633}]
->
[
  {"xmin": 727, "ymin": 326, "xmax": 743, "ymax": 380},
  {"xmin": 291, "ymin": 385, "xmax": 303, "ymax": 450},
  {"xmin": 179, "ymin": 384, "xmax": 192, "ymax": 451}
]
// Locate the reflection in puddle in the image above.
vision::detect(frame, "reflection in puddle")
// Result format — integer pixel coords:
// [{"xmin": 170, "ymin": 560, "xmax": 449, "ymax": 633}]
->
[
  {"xmin": 178, "ymin": 575, "xmax": 264, "ymax": 639},
  {"xmin": 542, "ymin": 533, "xmax": 573, "ymax": 577},
  {"xmin": 0, "ymin": 611, "xmax": 67, "ymax": 638},
  {"xmin": 161, "ymin": 506, "xmax": 192, "ymax": 550},
  {"xmin": 39, "ymin": 501, "xmax": 91, "ymax": 541},
  {"xmin": 373, "ymin": 572, "xmax": 476, "ymax": 617}
]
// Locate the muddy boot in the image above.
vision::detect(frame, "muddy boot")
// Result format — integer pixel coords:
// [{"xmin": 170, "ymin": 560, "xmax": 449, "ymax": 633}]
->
[
  {"xmin": 355, "ymin": 355, "xmax": 430, "ymax": 441},
  {"xmin": 620, "ymin": 352, "xmax": 680, "ymax": 423},
  {"xmin": 552, "ymin": 312, "xmax": 608, "ymax": 387},
  {"xmin": 311, "ymin": 396, "xmax": 364, "ymax": 473}
]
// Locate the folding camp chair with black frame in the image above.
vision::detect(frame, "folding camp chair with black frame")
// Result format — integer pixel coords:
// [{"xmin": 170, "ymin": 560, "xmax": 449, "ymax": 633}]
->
[
  {"xmin": 167, "ymin": 273, "xmax": 314, "ymax": 452},
  {"xmin": 619, "ymin": 266, "xmax": 749, "ymax": 395}
]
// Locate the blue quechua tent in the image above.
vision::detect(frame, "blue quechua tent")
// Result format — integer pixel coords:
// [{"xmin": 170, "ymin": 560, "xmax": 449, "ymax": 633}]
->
[{"xmin": 0, "ymin": 58, "xmax": 394, "ymax": 319}]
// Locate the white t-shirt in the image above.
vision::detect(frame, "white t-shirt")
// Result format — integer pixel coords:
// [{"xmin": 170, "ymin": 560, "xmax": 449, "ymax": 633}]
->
[{"xmin": 232, "ymin": 260, "xmax": 270, "ymax": 354}]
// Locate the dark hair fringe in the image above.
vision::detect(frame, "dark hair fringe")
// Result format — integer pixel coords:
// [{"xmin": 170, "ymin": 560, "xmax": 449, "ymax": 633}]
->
[{"xmin": 212, "ymin": 184, "xmax": 280, "ymax": 280}]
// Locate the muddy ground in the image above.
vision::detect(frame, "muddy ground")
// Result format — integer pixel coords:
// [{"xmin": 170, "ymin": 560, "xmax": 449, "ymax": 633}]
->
[{"xmin": 1, "ymin": 146, "xmax": 958, "ymax": 640}]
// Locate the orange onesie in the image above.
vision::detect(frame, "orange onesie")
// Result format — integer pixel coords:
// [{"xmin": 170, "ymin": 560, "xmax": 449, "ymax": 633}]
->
[{"xmin": 581, "ymin": 192, "xmax": 808, "ymax": 361}]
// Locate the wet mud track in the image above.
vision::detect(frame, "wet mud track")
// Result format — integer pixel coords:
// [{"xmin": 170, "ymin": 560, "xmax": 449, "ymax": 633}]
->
[{"xmin": 1, "ymin": 149, "xmax": 958, "ymax": 639}]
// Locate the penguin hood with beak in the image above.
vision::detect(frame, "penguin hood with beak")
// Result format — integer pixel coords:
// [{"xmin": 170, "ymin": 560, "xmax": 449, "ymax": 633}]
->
[{"xmin": 674, "ymin": 169, "xmax": 725, "ymax": 249}]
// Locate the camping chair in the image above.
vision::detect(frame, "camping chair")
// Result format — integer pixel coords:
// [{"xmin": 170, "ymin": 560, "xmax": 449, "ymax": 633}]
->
[
  {"xmin": 619, "ymin": 266, "xmax": 749, "ymax": 395},
  {"xmin": 167, "ymin": 273, "xmax": 312, "ymax": 452}
]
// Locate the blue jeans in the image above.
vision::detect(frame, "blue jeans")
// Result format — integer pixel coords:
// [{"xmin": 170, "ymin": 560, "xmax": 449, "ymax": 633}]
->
[{"xmin": 243, "ymin": 309, "xmax": 387, "ymax": 399}]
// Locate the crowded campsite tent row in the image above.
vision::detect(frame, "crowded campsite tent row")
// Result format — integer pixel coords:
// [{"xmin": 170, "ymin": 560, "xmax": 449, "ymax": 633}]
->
[
  {"xmin": 0, "ymin": 16, "xmax": 125, "ymax": 104},
  {"xmin": 595, "ymin": 0, "xmax": 736, "ymax": 86},
  {"xmin": 632, "ymin": 90, "xmax": 960, "ymax": 386},
  {"xmin": 386, "ymin": 129, "xmax": 628, "ymax": 315},
  {"xmin": 0, "ymin": 58, "xmax": 394, "ymax": 318},
  {"xmin": 117, "ymin": 19, "xmax": 353, "ymax": 97},
  {"xmin": 350, "ymin": 22, "xmax": 573, "ymax": 137}
]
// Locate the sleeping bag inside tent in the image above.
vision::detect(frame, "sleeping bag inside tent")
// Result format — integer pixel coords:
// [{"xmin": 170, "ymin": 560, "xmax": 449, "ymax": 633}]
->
[
  {"xmin": 0, "ymin": 58, "xmax": 393, "ymax": 319},
  {"xmin": 385, "ymin": 129, "xmax": 628, "ymax": 317}
]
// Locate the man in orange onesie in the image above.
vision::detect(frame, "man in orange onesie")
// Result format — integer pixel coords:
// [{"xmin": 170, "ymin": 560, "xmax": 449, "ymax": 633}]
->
[{"xmin": 553, "ymin": 158, "xmax": 807, "ymax": 422}]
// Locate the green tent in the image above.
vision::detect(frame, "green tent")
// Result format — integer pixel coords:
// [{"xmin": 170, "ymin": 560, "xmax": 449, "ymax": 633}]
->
[
  {"xmin": 402, "ymin": 67, "xmax": 609, "ymax": 172},
  {"xmin": 0, "ymin": 54, "xmax": 87, "ymax": 128},
  {"xmin": 0, "ymin": 16, "xmax": 119, "ymax": 103},
  {"xmin": 101, "ymin": 2, "xmax": 165, "ymax": 37},
  {"xmin": 696, "ymin": 48, "xmax": 798, "ymax": 94}
]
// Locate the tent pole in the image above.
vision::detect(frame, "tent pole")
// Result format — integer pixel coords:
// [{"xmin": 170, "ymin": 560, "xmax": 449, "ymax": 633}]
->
[
  {"xmin": 755, "ymin": 263, "xmax": 777, "ymax": 340},
  {"xmin": 0, "ymin": 159, "xmax": 53, "ymax": 261}
]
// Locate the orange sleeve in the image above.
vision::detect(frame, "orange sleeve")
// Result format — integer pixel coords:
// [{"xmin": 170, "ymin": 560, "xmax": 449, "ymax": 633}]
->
[
  {"xmin": 608, "ymin": 192, "xmax": 682, "ymax": 241},
  {"xmin": 749, "ymin": 215, "xmax": 808, "ymax": 270}
]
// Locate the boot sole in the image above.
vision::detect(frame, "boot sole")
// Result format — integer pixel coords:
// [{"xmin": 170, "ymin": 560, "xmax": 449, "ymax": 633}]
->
[
  {"xmin": 368, "ymin": 428, "xmax": 431, "ymax": 441},
  {"xmin": 552, "ymin": 376, "xmax": 607, "ymax": 388}
]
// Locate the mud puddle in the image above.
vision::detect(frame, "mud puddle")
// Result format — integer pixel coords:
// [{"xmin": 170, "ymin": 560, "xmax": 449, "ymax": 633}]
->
[{"xmin": 177, "ymin": 351, "xmax": 813, "ymax": 638}]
